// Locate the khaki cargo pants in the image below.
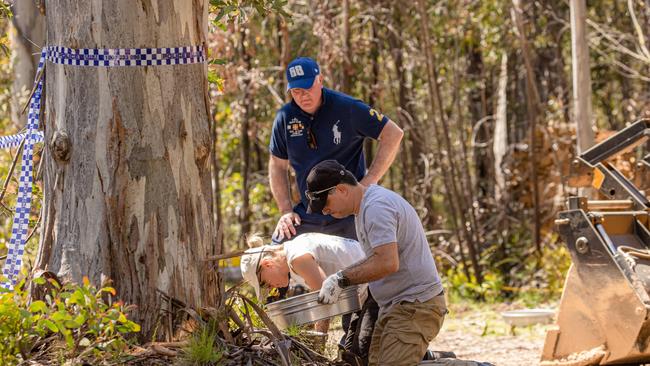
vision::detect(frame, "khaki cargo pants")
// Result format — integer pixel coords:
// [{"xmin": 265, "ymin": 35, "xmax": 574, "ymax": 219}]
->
[{"xmin": 368, "ymin": 293, "xmax": 446, "ymax": 366}]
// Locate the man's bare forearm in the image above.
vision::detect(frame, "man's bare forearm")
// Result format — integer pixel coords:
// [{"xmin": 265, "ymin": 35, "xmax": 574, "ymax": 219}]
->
[
  {"xmin": 361, "ymin": 120, "xmax": 403, "ymax": 185},
  {"xmin": 342, "ymin": 253, "xmax": 394, "ymax": 285},
  {"xmin": 269, "ymin": 157, "xmax": 293, "ymax": 213}
]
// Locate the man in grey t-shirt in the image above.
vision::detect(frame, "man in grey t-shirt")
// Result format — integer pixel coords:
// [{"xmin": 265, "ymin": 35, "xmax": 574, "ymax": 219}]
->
[{"xmin": 305, "ymin": 160, "xmax": 446, "ymax": 366}]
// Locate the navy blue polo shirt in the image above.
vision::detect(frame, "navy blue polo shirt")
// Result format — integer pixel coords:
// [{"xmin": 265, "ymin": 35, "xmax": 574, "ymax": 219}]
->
[{"xmin": 269, "ymin": 88, "xmax": 389, "ymax": 225}]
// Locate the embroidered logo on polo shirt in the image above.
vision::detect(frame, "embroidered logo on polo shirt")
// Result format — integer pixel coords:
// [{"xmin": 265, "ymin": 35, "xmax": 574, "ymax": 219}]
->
[
  {"xmin": 287, "ymin": 117, "xmax": 305, "ymax": 137},
  {"xmin": 369, "ymin": 108, "xmax": 384, "ymax": 122},
  {"xmin": 332, "ymin": 120, "xmax": 342, "ymax": 144}
]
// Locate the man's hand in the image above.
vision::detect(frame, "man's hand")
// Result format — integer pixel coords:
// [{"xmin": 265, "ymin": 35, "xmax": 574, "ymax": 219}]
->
[
  {"xmin": 272, "ymin": 212, "xmax": 301, "ymax": 241},
  {"xmin": 318, "ymin": 273, "xmax": 343, "ymax": 304}
]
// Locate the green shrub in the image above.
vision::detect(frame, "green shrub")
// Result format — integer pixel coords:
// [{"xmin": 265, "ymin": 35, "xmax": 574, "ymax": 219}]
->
[
  {"xmin": 0, "ymin": 275, "xmax": 140, "ymax": 364},
  {"xmin": 444, "ymin": 266, "xmax": 504, "ymax": 303},
  {"xmin": 444, "ymin": 243, "xmax": 571, "ymax": 306}
]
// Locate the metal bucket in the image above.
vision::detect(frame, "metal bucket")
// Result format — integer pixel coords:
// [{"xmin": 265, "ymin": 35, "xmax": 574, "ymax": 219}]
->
[
  {"xmin": 266, "ymin": 285, "xmax": 361, "ymax": 330},
  {"xmin": 501, "ymin": 308, "xmax": 555, "ymax": 327}
]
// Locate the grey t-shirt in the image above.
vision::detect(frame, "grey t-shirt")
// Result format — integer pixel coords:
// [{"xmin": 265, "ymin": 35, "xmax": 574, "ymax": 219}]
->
[{"xmin": 355, "ymin": 184, "xmax": 443, "ymax": 312}]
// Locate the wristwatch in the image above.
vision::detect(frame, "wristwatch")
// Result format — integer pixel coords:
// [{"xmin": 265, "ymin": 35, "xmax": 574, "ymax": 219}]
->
[{"xmin": 336, "ymin": 270, "xmax": 350, "ymax": 288}]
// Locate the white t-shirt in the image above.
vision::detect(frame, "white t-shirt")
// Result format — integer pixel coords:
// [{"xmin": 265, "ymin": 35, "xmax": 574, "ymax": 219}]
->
[{"xmin": 284, "ymin": 232, "xmax": 366, "ymax": 290}]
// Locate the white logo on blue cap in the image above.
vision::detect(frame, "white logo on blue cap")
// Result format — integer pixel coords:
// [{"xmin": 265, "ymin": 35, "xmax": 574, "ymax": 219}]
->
[
  {"xmin": 289, "ymin": 65, "xmax": 304, "ymax": 78},
  {"xmin": 286, "ymin": 57, "xmax": 320, "ymax": 90}
]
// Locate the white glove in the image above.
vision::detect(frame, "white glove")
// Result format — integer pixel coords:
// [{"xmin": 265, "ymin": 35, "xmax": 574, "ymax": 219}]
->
[{"xmin": 318, "ymin": 273, "xmax": 344, "ymax": 304}]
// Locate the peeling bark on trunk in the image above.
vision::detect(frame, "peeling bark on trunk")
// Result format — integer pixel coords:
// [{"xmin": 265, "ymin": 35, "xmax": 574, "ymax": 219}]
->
[{"xmin": 35, "ymin": 0, "xmax": 218, "ymax": 340}]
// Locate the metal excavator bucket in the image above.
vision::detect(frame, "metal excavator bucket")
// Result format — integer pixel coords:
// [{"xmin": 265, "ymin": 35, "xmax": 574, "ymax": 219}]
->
[{"xmin": 541, "ymin": 119, "xmax": 650, "ymax": 365}]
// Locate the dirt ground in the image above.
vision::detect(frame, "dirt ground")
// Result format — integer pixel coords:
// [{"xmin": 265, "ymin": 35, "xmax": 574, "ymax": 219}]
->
[
  {"xmin": 326, "ymin": 302, "xmax": 552, "ymax": 366},
  {"xmin": 429, "ymin": 302, "xmax": 549, "ymax": 366}
]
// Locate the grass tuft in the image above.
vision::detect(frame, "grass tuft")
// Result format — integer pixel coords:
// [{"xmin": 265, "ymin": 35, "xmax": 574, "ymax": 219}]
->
[{"xmin": 178, "ymin": 322, "xmax": 223, "ymax": 366}]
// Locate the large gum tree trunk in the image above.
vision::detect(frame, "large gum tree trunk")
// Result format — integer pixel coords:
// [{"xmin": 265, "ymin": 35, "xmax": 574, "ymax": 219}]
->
[{"xmin": 35, "ymin": 0, "xmax": 218, "ymax": 339}]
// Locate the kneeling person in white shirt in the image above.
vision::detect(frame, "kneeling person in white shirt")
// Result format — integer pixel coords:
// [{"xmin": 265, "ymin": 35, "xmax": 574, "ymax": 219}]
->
[{"xmin": 240, "ymin": 232, "xmax": 378, "ymax": 363}]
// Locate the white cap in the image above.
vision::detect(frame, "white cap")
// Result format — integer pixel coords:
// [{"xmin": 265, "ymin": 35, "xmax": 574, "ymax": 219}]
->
[{"xmin": 240, "ymin": 246, "xmax": 270, "ymax": 300}]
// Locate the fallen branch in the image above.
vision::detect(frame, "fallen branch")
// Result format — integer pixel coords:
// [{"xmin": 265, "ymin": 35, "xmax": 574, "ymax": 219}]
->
[
  {"xmin": 240, "ymin": 295, "xmax": 291, "ymax": 366},
  {"xmin": 150, "ymin": 344, "xmax": 177, "ymax": 357},
  {"xmin": 203, "ymin": 249, "xmax": 248, "ymax": 262},
  {"xmin": 144, "ymin": 341, "xmax": 189, "ymax": 349}
]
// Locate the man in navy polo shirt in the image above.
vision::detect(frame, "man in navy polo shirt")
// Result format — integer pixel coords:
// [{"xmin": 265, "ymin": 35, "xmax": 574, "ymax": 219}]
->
[{"xmin": 269, "ymin": 57, "xmax": 403, "ymax": 242}]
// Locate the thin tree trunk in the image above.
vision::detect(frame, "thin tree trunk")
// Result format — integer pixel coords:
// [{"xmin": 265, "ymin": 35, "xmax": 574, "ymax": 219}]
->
[
  {"xmin": 278, "ymin": 16, "xmax": 290, "ymax": 101},
  {"xmin": 36, "ymin": 0, "xmax": 217, "ymax": 340},
  {"xmin": 421, "ymin": 24, "xmax": 482, "ymax": 279},
  {"xmin": 468, "ymin": 48, "xmax": 490, "ymax": 197},
  {"xmin": 620, "ymin": 69, "xmax": 632, "ymax": 126},
  {"xmin": 386, "ymin": 7, "xmax": 411, "ymax": 201},
  {"xmin": 210, "ymin": 101, "xmax": 225, "ymax": 307},
  {"xmin": 341, "ymin": 0, "xmax": 352, "ymax": 93},
  {"xmin": 416, "ymin": 0, "xmax": 482, "ymax": 283},
  {"xmin": 210, "ymin": 105, "xmax": 223, "ymax": 255},
  {"xmin": 494, "ymin": 55, "xmax": 508, "ymax": 202},
  {"xmin": 570, "ymin": 0, "xmax": 595, "ymax": 153},
  {"xmin": 9, "ymin": 0, "xmax": 45, "ymax": 128},
  {"xmin": 451, "ymin": 43, "xmax": 482, "ymax": 258},
  {"xmin": 239, "ymin": 27, "xmax": 252, "ymax": 239},
  {"xmin": 550, "ymin": 8, "xmax": 571, "ymax": 125},
  {"xmin": 253, "ymin": 129, "xmax": 264, "ymax": 172},
  {"xmin": 512, "ymin": 0, "xmax": 542, "ymax": 254},
  {"xmin": 364, "ymin": 19, "xmax": 379, "ymax": 173},
  {"xmin": 388, "ymin": 2, "xmax": 440, "ymax": 232},
  {"xmin": 392, "ymin": 50, "xmax": 411, "ymax": 201}
]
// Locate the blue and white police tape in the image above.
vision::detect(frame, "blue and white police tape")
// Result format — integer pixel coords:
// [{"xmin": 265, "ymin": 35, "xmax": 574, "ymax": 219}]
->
[
  {"xmin": 1, "ymin": 45, "xmax": 206, "ymax": 289},
  {"xmin": 46, "ymin": 45, "xmax": 205, "ymax": 67},
  {"xmin": 0, "ymin": 131, "xmax": 44, "ymax": 150}
]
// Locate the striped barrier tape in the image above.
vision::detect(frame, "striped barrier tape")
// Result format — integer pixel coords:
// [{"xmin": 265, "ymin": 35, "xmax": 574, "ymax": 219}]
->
[{"xmin": 1, "ymin": 45, "xmax": 206, "ymax": 289}]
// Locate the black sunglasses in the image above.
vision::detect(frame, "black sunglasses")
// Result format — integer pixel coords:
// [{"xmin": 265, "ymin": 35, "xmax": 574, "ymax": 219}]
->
[
  {"xmin": 307, "ymin": 127, "xmax": 317, "ymax": 150},
  {"xmin": 305, "ymin": 186, "xmax": 336, "ymax": 200}
]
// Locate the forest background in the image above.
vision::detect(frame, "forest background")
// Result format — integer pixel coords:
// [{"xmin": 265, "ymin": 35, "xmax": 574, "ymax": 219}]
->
[
  {"xmin": 0, "ymin": 0, "xmax": 649, "ymax": 310},
  {"xmin": 205, "ymin": 0, "xmax": 650, "ymax": 304}
]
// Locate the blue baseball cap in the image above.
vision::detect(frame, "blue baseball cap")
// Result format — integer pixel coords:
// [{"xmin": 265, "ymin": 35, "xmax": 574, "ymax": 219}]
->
[{"xmin": 286, "ymin": 57, "xmax": 320, "ymax": 90}]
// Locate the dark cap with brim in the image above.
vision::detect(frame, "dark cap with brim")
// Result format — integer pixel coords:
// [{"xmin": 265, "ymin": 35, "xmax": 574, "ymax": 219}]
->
[
  {"xmin": 288, "ymin": 76, "xmax": 316, "ymax": 90},
  {"xmin": 286, "ymin": 57, "xmax": 320, "ymax": 91},
  {"xmin": 305, "ymin": 160, "xmax": 353, "ymax": 214}
]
